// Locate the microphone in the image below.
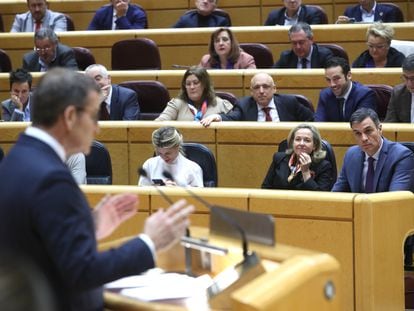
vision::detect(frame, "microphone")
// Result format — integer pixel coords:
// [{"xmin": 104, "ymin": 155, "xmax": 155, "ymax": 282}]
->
[
  {"xmin": 171, "ymin": 64, "xmax": 191, "ymax": 69},
  {"xmin": 162, "ymin": 171, "xmax": 250, "ymax": 260},
  {"xmin": 138, "ymin": 167, "xmax": 174, "ymax": 205}
]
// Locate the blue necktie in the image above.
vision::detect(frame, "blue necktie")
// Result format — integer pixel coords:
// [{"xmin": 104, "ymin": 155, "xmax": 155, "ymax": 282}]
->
[{"xmin": 365, "ymin": 157, "xmax": 375, "ymax": 193}]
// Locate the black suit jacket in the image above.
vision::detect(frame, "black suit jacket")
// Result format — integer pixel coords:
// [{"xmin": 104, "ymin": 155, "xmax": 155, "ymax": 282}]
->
[
  {"xmin": 273, "ymin": 44, "xmax": 333, "ymax": 68},
  {"xmin": 110, "ymin": 84, "xmax": 140, "ymax": 120},
  {"xmin": 262, "ymin": 152, "xmax": 333, "ymax": 190},
  {"xmin": 220, "ymin": 94, "xmax": 314, "ymax": 121},
  {"xmin": 264, "ymin": 5, "xmax": 326, "ymax": 25},
  {"xmin": 352, "ymin": 47, "xmax": 405, "ymax": 68},
  {"xmin": 22, "ymin": 43, "xmax": 78, "ymax": 72},
  {"xmin": 173, "ymin": 11, "xmax": 231, "ymax": 28},
  {"xmin": 0, "ymin": 134, "xmax": 155, "ymax": 310},
  {"xmin": 344, "ymin": 3, "xmax": 402, "ymax": 23}
]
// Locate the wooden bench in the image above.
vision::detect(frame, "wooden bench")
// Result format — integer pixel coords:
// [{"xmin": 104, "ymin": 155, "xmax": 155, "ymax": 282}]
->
[
  {"xmin": 0, "ymin": 23, "xmax": 412, "ymax": 70},
  {"xmin": 0, "ymin": 0, "xmax": 411, "ymax": 31},
  {"xmin": 1, "ymin": 121, "xmax": 412, "ymax": 187},
  {"xmin": 83, "ymin": 185, "xmax": 414, "ymax": 311}
]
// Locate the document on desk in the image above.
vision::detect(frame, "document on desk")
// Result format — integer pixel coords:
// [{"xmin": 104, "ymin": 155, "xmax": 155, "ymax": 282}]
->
[{"xmin": 105, "ymin": 271, "xmax": 213, "ymax": 302}]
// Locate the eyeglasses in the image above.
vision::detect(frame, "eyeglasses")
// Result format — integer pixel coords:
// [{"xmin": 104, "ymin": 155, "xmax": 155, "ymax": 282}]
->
[
  {"xmin": 34, "ymin": 47, "xmax": 52, "ymax": 53},
  {"xmin": 366, "ymin": 43, "xmax": 388, "ymax": 50},
  {"xmin": 214, "ymin": 37, "xmax": 230, "ymax": 43},
  {"xmin": 401, "ymin": 74, "xmax": 414, "ymax": 83},
  {"xmin": 185, "ymin": 80, "xmax": 201, "ymax": 88},
  {"xmin": 251, "ymin": 84, "xmax": 273, "ymax": 90}
]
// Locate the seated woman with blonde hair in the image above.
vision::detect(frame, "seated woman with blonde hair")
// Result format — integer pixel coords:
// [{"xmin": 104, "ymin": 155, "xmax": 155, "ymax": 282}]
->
[
  {"xmin": 138, "ymin": 126, "xmax": 204, "ymax": 187},
  {"xmin": 155, "ymin": 66, "xmax": 233, "ymax": 121},
  {"xmin": 262, "ymin": 124, "xmax": 333, "ymax": 191},
  {"xmin": 199, "ymin": 27, "xmax": 256, "ymax": 69}
]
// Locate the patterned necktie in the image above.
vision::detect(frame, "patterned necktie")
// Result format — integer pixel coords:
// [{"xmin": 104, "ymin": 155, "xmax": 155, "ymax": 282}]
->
[
  {"xmin": 262, "ymin": 107, "xmax": 272, "ymax": 122},
  {"xmin": 337, "ymin": 98, "xmax": 345, "ymax": 121},
  {"xmin": 365, "ymin": 157, "xmax": 375, "ymax": 193},
  {"xmin": 35, "ymin": 21, "xmax": 42, "ymax": 31},
  {"xmin": 301, "ymin": 58, "xmax": 308, "ymax": 69},
  {"xmin": 99, "ymin": 102, "xmax": 110, "ymax": 120}
]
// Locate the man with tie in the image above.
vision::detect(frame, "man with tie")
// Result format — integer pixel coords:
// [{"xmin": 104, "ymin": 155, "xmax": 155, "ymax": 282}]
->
[
  {"xmin": 384, "ymin": 54, "xmax": 414, "ymax": 123},
  {"xmin": 273, "ymin": 22, "xmax": 333, "ymax": 69},
  {"xmin": 315, "ymin": 57, "xmax": 377, "ymax": 122},
  {"xmin": 200, "ymin": 72, "xmax": 314, "ymax": 126},
  {"xmin": 11, "ymin": 0, "xmax": 67, "ymax": 32},
  {"xmin": 332, "ymin": 108, "xmax": 414, "ymax": 193},
  {"xmin": 84, "ymin": 64, "xmax": 140, "ymax": 120}
]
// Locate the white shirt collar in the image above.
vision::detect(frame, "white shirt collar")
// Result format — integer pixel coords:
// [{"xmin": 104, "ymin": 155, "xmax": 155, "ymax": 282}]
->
[{"xmin": 25, "ymin": 126, "xmax": 66, "ymax": 162}]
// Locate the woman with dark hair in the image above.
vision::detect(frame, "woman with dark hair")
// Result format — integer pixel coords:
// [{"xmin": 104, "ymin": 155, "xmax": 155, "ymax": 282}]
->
[
  {"xmin": 262, "ymin": 124, "xmax": 333, "ymax": 190},
  {"xmin": 155, "ymin": 66, "xmax": 233, "ymax": 121},
  {"xmin": 138, "ymin": 126, "xmax": 203, "ymax": 187},
  {"xmin": 199, "ymin": 27, "xmax": 256, "ymax": 69}
]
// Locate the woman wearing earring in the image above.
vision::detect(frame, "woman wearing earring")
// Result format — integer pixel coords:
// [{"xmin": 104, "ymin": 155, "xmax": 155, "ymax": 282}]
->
[{"xmin": 262, "ymin": 124, "xmax": 333, "ymax": 190}]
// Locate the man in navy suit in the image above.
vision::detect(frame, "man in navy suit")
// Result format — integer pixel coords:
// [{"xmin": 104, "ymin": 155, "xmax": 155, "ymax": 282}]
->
[
  {"xmin": 336, "ymin": 0, "xmax": 403, "ymax": 23},
  {"xmin": 88, "ymin": 0, "xmax": 147, "ymax": 30},
  {"xmin": 85, "ymin": 64, "xmax": 140, "ymax": 120},
  {"xmin": 332, "ymin": 108, "xmax": 414, "ymax": 192},
  {"xmin": 315, "ymin": 57, "xmax": 377, "ymax": 122},
  {"xmin": 0, "ymin": 68, "xmax": 194, "ymax": 311},
  {"xmin": 200, "ymin": 72, "xmax": 313, "ymax": 126},
  {"xmin": 22, "ymin": 28, "xmax": 78, "ymax": 72},
  {"xmin": 265, "ymin": 0, "xmax": 326, "ymax": 26},
  {"xmin": 172, "ymin": 0, "xmax": 231, "ymax": 28},
  {"xmin": 273, "ymin": 22, "xmax": 333, "ymax": 68}
]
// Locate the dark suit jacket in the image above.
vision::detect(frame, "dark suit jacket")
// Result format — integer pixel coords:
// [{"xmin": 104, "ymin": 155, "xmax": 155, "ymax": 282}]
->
[
  {"xmin": 352, "ymin": 47, "xmax": 405, "ymax": 68},
  {"xmin": 110, "ymin": 84, "xmax": 140, "ymax": 120},
  {"xmin": 172, "ymin": 11, "xmax": 231, "ymax": 28},
  {"xmin": 344, "ymin": 3, "xmax": 402, "ymax": 23},
  {"xmin": 384, "ymin": 83, "xmax": 412, "ymax": 123},
  {"xmin": 332, "ymin": 138, "xmax": 414, "ymax": 192},
  {"xmin": 22, "ymin": 43, "xmax": 78, "ymax": 72},
  {"xmin": 315, "ymin": 81, "xmax": 377, "ymax": 122},
  {"xmin": 273, "ymin": 44, "xmax": 333, "ymax": 68},
  {"xmin": 220, "ymin": 94, "xmax": 314, "ymax": 121},
  {"xmin": 264, "ymin": 5, "xmax": 326, "ymax": 25},
  {"xmin": 262, "ymin": 152, "xmax": 333, "ymax": 190},
  {"xmin": 87, "ymin": 4, "xmax": 147, "ymax": 30},
  {"xmin": 0, "ymin": 134, "xmax": 155, "ymax": 310}
]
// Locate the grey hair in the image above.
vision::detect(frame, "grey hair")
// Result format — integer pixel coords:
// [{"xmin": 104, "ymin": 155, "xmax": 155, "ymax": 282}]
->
[
  {"xmin": 34, "ymin": 28, "xmax": 58, "ymax": 44},
  {"xmin": 84, "ymin": 64, "xmax": 109, "ymax": 78},
  {"xmin": 288, "ymin": 22, "xmax": 313, "ymax": 39},
  {"xmin": 366, "ymin": 22, "xmax": 394, "ymax": 45}
]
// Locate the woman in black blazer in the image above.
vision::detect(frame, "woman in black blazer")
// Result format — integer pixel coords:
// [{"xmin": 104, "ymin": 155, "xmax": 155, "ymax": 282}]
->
[{"xmin": 262, "ymin": 124, "xmax": 334, "ymax": 191}]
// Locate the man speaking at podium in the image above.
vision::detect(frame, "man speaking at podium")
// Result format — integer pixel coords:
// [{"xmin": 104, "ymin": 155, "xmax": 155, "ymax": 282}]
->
[{"xmin": 0, "ymin": 68, "xmax": 194, "ymax": 311}]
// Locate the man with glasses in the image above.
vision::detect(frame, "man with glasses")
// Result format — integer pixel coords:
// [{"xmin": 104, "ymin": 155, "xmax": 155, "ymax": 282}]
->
[
  {"xmin": 2, "ymin": 69, "xmax": 32, "ymax": 122},
  {"xmin": 11, "ymin": 0, "xmax": 66, "ymax": 32},
  {"xmin": 173, "ymin": 0, "xmax": 231, "ymax": 28},
  {"xmin": 384, "ymin": 54, "xmax": 414, "ymax": 123},
  {"xmin": 316, "ymin": 57, "xmax": 376, "ymax": 122},
  {"xmin": 273, "ymin": 22, "xmax": 333, "ymax": 68},
  {"xmin": 200, "ymin": 72, "xmax": 313, "ymax": 126},
  {"xmin": 22, "ymin": 28, "xmax": 78, "ymax": 72}
]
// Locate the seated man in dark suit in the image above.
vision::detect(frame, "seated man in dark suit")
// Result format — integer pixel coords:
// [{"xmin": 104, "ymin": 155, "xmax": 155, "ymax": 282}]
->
[
  {"xmin": 265, "ymin": 0, "xmax": 326, "ymax": 26},
  {"xmin": 200, "ymin": 72, "xmax": 314, "ymax": 126},
  {"xmin": 22, "ymin": 28, "xmax": 78, "ymax": 72},
  {"xmin": 273, "ymin": 22, "xmax": 333, "ymax": 68},
  {"xmin": 1, "ymin": 69, "xmax": 32, "ymax": 121},
  {"xmin": 332, "ymin": 108, "xmax": 414, "ymax": 192},
  {"xmin": 172, "ymin": 0, "xmax": 231, "ymax": 28},
  {"xmin": 87, "ymin": 0, "xmax": 147, "ymax": 30},
  {"xmin": 85, "ymin": 64, "xmax": 140, "ymax": 120},
  {"xmin": 384, "ymin": 54, "xmax": 414, "ymax": 123},
  {"xmin": 0, "ymin": 68, "xmax": 194, "ymax": 311},
  {"xmin": 315, "ymin": 57, "xmax": 377, "ymax": 122},
  {"xmin": 337, "ymin": 0, "xmax": 402, "ymax": 23}
]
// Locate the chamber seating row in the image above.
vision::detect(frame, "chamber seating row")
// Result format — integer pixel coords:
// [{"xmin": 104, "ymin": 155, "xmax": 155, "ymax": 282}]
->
[
  {"xmin": 0, "ymin": 23, "xmax": 413, "ymax": 70},
  {"xmin": 0, "ymin": 0, "xmax": 412, "ymax": 30},
  {"xmin": 84, "ymin": 185, "xmax": 414, "ymax": 311},
  {"xmin": 1, "ymin": 121, "xmax": 413, "ymax": 187}
]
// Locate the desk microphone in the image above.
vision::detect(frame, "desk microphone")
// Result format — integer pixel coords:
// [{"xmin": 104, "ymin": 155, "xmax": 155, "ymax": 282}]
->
[
  {"xmin": 162, "ymin": 171, "xmax": 251, "ymax": 260},
  {"xmin": 138, "ymin": 168, "xmax": 174, "ymax": 205}
]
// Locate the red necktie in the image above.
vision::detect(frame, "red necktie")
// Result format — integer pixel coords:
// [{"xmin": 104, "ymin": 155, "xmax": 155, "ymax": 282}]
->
[
  {"xmin": 35, "ymin": 21, "xmax": 42, "ymax": 31},
  {"xmin": 262, "ymin": 107, "xmax": 272, "ymax": 122},
  {"xmin": 99, "ymin": 102, "xmax": 110, "ymax": 120}
]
